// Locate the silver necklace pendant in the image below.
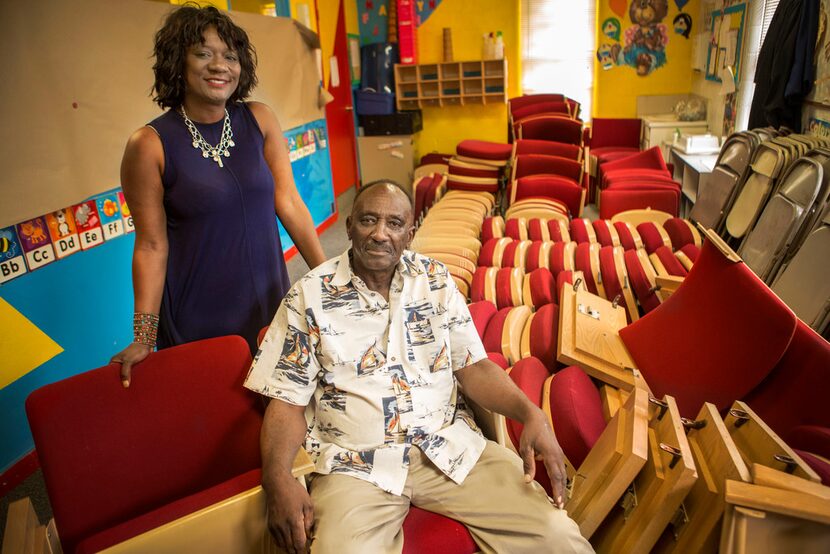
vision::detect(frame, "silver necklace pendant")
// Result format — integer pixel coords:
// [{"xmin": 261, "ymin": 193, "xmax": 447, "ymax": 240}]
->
[{"xmin": 180, "ymin": 106, "xmax": 235, "ymax": 168}]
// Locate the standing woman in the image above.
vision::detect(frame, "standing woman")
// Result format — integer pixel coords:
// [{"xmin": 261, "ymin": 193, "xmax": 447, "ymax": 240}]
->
[{"xmin": 112, "ymin": 5, "xmax": 326, "ymax": 387}]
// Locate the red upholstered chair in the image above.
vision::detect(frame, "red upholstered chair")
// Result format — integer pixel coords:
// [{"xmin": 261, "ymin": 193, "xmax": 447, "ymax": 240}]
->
[
  {"xmin": 547, "ymin": 218, "xmax": 571, "ymax": 242},
  {"xmin": 612, "ymin": 221, "xmax": 644, "ymax": 251},
  {"xmin": 662, "ymin": 217, "xmax": 701, "ymax": 250},
  {"xmin": 512, "ymin": 154, "xmax": 583, "ymax": 183},
  {"xmin": 649, "ymin": 245, "xmax": 688, "ymax": 277},
  {"xmin": 402, "ymin": 509, "xmax": 478, "ymax": 554},
  {"xmin": 516, "ymin": 115, "xmax": 583, "ymax": 146},
  {"xmin": 456, "ymin": 139, "xmax": 513, "ymax": 166},
  {"xmin": 574, "ymin": 242, "xmax": 603, "ymax": 297},
  {"xmin": 636, "ymin": 222, "xmax": 672, "ymax": 254},
  {"xmin": 509, "ymin": 175, "xmax": 584, "ymax": 217},
  {"xmin": 569, "ymin": 218, "xmax": 597, "ymax": 244},
  {"xmin": 548, "ymin": 241, "xmax": 576, "ymax": 277},
  {"xmin": 599, "ymin": 188, "xmax": 680, "ymax": 220},
  {"xmin": 623, "ymin": 248, "xmax": 661, "ymax": 314},
  {"xmin": 544, "ymin": 366, "xmax": 607, "ymax": 468},
  {"xmin": 509, "ymin": 93, "xmax": 565, "ymax": 113},
  {"xmin": 601, "ymin": 146, "xmax": 667, "ymax": 178},
  {"xmin": 487, "ymin": 351, "xmax": 511, "ymax": 369},
  {"xmin": 25, "ymin": 336, "xmax": 263, "ymax": 554},
  {"xmin": 527, "ymin": 219, "xmax": 549, "ymax": 242},
  {"xmin": 523, "ymin": 303, "xmax": 561, "ymax": 372},
  {"xmin": 524, "ymin": 241, "xmax": 552, "ymax": 272},
  {"xmin": 619, "ymin": 238, "xmax": 798, "ymax": 418},
  {"xmin": 743, "ymin": 320, "xmax": 830, "ymax": 483},
  {"xmin": 513, "ymin": 139, "xmax": 582, "ymax": 161},
  {"xmin": 504, "ymin": 218, "xmax": 528, "ymax": 241},
  {"xmin": 468, "ymin": 299, "xmax": 499, "ymax": 340},
  {"xmin": 588, "ymin": 118, "xmax": 641, "ymax": 160},
  {"xmin": 421, "ymin": 152, "xmax": 452, "ymax": 165},
  {"xmin": 505, "ymin": 357, "xmax": 555, "ymax": 495},
  {"xmin": 523, "ymin": 268, "xmax": 556, "ymax": 308},
  {"xmin": 677, "ymin": 243, "xmax": 700, "ymax": 264},
  {"xmin": 592, "ymin": 220, "xmax": 620, "ymax": 247},
  {"xmin": 480, "ymin": 216, "xmax": 505, "ymax": 242}
]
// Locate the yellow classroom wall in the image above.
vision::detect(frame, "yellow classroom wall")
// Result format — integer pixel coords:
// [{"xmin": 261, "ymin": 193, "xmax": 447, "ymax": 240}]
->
[
  {"xmin": 415, "ymin": 0, "xmax": 521, "ymax": 155},
  {"xmin": 592, "ymin": 0, "xmax": 698, "ymax": 118}
]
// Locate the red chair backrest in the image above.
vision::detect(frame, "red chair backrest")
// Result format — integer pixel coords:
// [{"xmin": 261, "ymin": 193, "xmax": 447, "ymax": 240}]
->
[
  {"xmin": 599, "ymin": 189, "xmax": 679, "ymax": 219},
  {"xmin": 589, "ymin": 118, "xmax": 642, "ymax": 149},
  {"xmin": 509, "ymin": 93, "xmax": 566, "ymax": 112},
  {"xmin": 26, "ymin": 336, "xmax": 261, "ymax": 554},
  {"xmin": 743, "ymin": 320, "xmax": 830, "ymax": 441},
  {"xmin": 517, "ymin": 115, "xmax": 583, "ymax": 145},
  {"xmin": 511, "ymin": 101, "xmax": 571, "ymax": 122},
  {"xmin": 513, "ymin": 154, "xmax": 582, "ymax": 182},
  {"xmin": 513, "ymin": 139, "xmax": 581, "ymax": 160},
  {"xmin": 619, "ymin": 240, "xmax": 798, "ymax": 417},
  {"xmin": 601, "ymin": 146, "xmax": 667, "ymax": 173}
]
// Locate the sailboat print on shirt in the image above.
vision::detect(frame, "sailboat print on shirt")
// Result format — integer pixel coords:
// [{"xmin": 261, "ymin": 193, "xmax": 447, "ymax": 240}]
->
[
  {"xmin": 404, "ymin": 302, "xmax": 435, "ymax": 347},
  {"xmin": 320, "ymin": 273, "xmax": 359, "ymax": 310},
  {"xmin": 276, "ymin": 325, "xmax": 313, "ymax": 385},
  {"xmin": 357, "ymin": 340, "xmax": 386, "ymax": 376},
  {"xmin": 430, "ymin": 341, "xmax": 451, "ymax": 373},
  {"xmin": 331, "ymin": 449, "xmax": 375, "ymax": 476},
  {"xmin": 421, "ymin": 258, "xmax": 448, "ymax": 291},
  {"xmin": 320, "ymin": 380, "xmax": 347, "ymax": 412}
]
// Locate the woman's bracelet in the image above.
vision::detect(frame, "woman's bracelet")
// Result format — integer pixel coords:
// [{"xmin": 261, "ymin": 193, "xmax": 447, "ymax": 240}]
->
[{"xmin": 133, "ymin": 312, "xmax": 159, "ymax": 347}]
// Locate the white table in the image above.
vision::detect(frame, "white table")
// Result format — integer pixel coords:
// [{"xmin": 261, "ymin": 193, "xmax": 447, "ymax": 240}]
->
[{"xmin": 669, "ymin": 148, "xmax": 719, "ymax": 216}]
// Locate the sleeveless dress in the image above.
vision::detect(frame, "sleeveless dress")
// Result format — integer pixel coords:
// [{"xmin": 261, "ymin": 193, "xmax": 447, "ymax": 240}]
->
[{"xmin": 148, "ymin": 102, "xmax": 290, "ymax": 352}]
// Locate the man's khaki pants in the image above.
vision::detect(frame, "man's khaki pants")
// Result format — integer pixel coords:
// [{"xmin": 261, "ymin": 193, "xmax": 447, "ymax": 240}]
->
[{"xmin": 308, "ymin": 441, "xmax": 594, "ymax": 553}]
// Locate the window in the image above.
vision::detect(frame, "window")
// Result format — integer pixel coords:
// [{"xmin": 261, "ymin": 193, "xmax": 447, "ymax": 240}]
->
[
  {"xmin": 521, "ymin": 0, "xmax": 596, "ymax": 119},
  {"xmin": 735, "ymin": 0, "xmax": 780, "ymax": 131}
]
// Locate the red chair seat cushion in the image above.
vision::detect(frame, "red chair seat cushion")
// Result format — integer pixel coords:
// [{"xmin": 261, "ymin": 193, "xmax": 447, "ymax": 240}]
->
[
  {"xmin": 623, "ymin": 250, "xmax": 660, "ymax": 314},
  {"xmin": 792, "ymin": 450, "xmax": 830, "ymax": 486},
  {"xmin": 527, "ymin": 219, "xmax": 547, "ymax": 241},
  {"xmin": 481, "ymin": 217, "xmax": 503, "ymax": 242},
  {"xmin": 504, "ymin": 219, "xmax": 526, "ymax": 241},
  {"xmin": 467, "ymin": 300, "xmax": 498, "ymax": 340},
  {"xmin": 574, "ymin": 243, "xmax": 598, "ymax": 295},
  {"xmin": 556, "ymin": 271, "xmax": 576, "ymax": 296},
  {"xmin": 470, "ymin": 267, "xmax": 489, "ymax": 303},
  {"xmin": 653, "ymin": 246, "xmax": 688, "ymax": 277},
  {"xmin": 487, "ymin": 352, "xmax": 510, "ymax": 369},
  {"xmin": 524, "ymin": 241, "xmax": 545, "ymax": 272},
  {"xmin": 457, "ymin": 139, "xmax": 513, "ymax": 161},
  {"xmin": 501, "ymin": 241, "xmax": 520, "ymax": 268},
  {"xmin": 512, "ymin": 176, "xmax": 583, "ymax": 217},
  {"xmin": 496, "ymin": 268, "xmax": 516, "ymax": 308},
  {"xmin": 593, "ymin": 147, "xmax": 639, "ymax": 164},
  {"xmin": 663, "ymin": 218, "xmax": 696, "ymax": 250},
  {"xmin": 636, "ymin": 222, "xmax": 667, "ymax": 254},
  {"xmin": 679, "ymin": 243, "xmax": 700, "ymax": 263},
  {"xmin": 547, "ymin": 219, "xmax": 567, "ymax": 242},
  {"xmin": 598, "ymin": 246, "xmax": 623, "ymax": 304},
  {"xmin": 528, "ymin": 268, "xmax": 556, "ymax": 307},
  {"xmin": 619, "ymin": 241, "xmax": 798, "ymax": 417},
  {"xmin": 592, "ymin": 220, "xmax": 614, "ymax": 247},
  {"xmin": 482, "ymin": 307, "xmax": 511, "ymax": 353},
  {"xmin": 786, "ymin": 426, "xmax": 830, "ymax": 461},
  {"xmin": 547, "ymin": 366, "xmax": 606, "ymax": 468},
  {"xmin": 529, "ymin": 304, "xmax": 560, "ymax": 372},
  {"xmin": 402, "ymin": 507, "xmax": 478, "ymax": 554},
  {"xmin": 613, "ymin": 222, "xmax": 638, "ymax": 251},
  {"xmin": 569, "ymin": 219, "xmax": 592, "ymax": 244}
]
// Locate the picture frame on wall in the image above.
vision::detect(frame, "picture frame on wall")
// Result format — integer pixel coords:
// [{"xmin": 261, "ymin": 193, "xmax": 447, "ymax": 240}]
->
[
  {"xmin": 705, "ymin": 3, "xmax": 745, "ymax": 83},
  {"xmin": 347, "ymin": 33, "xmax": 361, "ymax": 87}
]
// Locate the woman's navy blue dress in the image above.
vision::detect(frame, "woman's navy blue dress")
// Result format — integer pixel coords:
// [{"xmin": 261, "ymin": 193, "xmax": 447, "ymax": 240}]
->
[{"xmin": 148, "ymin": 102, "xmax": 290, "ymax": 352}]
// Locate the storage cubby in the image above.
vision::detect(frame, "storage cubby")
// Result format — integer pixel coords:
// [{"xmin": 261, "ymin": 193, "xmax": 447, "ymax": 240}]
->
[{"xmin": 394, "ymin": 59, "xmax": 507, "ymax": 110}]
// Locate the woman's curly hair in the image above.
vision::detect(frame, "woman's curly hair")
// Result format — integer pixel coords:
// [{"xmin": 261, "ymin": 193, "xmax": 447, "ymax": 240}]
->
[{"xmin": 152, "ymin": 3, "xmax": 257, "ymax": 109}]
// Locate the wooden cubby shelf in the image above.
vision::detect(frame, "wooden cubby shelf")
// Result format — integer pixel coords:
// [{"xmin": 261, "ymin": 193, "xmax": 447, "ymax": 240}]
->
[{"xmin": 394, "ymin": 59, "xmax": 508, "ymax": 110}]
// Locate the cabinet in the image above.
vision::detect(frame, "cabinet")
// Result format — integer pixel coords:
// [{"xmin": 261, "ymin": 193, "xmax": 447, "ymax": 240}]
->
[
  {"xmin": 640, "ymin": 115, "xmax": 708, "ymax": 161},
  {"xmin": 394, "ymin": 59, "xmax": 507, "ymax": 111},
  {"xmin": 356, "ymin": 135, "xmax": 417, "ymax": 190}
]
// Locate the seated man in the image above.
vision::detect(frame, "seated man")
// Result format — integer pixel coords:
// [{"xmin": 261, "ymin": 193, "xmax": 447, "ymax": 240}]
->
[{"xmin": 245, "ymin": 181, "xmax": 593, "ymax": 554}]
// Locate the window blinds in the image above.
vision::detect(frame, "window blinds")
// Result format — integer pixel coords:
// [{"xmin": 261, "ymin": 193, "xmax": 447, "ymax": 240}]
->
[{"xmin": 521, "ymin": 0, "xmax": 596, "ymax": 119}]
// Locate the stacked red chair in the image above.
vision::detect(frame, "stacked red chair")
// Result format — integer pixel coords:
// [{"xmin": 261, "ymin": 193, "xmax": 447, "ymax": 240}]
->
[
  {"xmin": 598, "ymin": 147, "xmax": 681, "ymax": 219},
  {"xmin": 586, "ymin": 118, "xmax": 642, "ymax": 202}
]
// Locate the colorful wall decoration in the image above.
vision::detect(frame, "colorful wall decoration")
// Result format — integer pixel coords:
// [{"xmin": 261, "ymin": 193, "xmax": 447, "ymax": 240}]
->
[
  {"xmin": 593, "ymin": 0, "xmax": 699, "ymax": 117},
  {"xmin": 0, "ymin": 119, "xmax": 334, "ymax": 474},
  {"xmin": 357, "ymin": 0, "xmax": 443, "ymax": 44}
]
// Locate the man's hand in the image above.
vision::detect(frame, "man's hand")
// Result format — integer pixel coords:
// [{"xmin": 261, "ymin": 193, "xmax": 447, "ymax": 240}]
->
[
  {"xmin": 519, "ymin": 410, "xmax": 568, "ymax": 509},
  {"xmin": 265, "ymin": 473, "xmax": 315, "ymax": 554}
]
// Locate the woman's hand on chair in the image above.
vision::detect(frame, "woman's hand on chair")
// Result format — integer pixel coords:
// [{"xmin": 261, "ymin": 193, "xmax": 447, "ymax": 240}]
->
[{"xmin": 110, "ymin": 343, "xmax": 153, "ymax": 388}]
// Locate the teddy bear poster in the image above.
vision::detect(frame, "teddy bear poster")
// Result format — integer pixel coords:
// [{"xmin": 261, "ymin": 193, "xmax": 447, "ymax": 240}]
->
[{"xmin": 597, "ymin": 0, "xmax": 690, "ymax": 77}]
